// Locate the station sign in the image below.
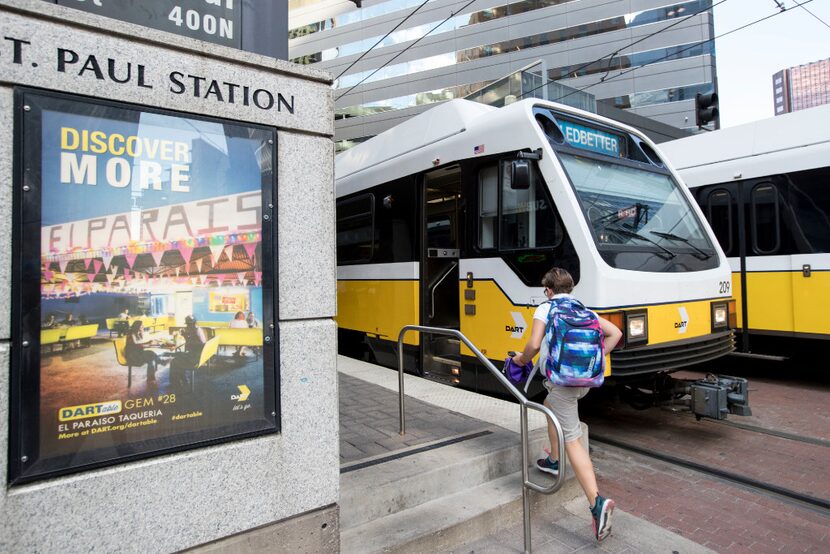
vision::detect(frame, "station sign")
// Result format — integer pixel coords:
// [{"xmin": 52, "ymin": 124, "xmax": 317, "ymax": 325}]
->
[
  {"xmin": 9, "ymin": 90, "xmax": 279, "ymax": 483},
  {"xmin": 44, "ymin": 1, "xmax": 289, "ymax": 59},
  {"xmin": 54, "ymin": 0, "xmax": 241, "ymax": 48},
  {"xmin": 558, "ymin": 119, "xmax": 624, "ymax": 158}
]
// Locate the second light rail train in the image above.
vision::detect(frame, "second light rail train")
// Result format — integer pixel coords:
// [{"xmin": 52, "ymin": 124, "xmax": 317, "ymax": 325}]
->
[{"xmin": 660, "ymin": 104, "xmax": 830, "ymax": 358}]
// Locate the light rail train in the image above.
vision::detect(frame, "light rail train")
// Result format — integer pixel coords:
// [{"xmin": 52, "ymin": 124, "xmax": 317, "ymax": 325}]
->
[
  {"xmin": 335, "ymin": 98, "xmax": 737, "ymax": 398},
  {"xmin": 660, "ymin": 104, "xmax": 830, "ymax": 356}
]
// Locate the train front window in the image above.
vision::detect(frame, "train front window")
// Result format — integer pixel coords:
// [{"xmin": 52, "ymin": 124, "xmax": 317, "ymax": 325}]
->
[{"xmin": 558, "ymin": 153, "xmax": 716, "ymax": 268}]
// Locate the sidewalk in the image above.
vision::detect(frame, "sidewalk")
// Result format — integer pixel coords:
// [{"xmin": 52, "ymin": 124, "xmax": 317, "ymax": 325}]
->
[{"xmin": 338, "ymin": 356, "xmax": 713, "ymax": 553}]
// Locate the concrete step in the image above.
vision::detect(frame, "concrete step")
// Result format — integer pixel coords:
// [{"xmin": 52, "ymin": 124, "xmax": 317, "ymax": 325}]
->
[
  {"xmin": 340, "ymin": 426, "xmax": 556, "ymax": 530},
  {"xmin": 340, "ymin": 468, "xmax": 583, "ymax": 554}
]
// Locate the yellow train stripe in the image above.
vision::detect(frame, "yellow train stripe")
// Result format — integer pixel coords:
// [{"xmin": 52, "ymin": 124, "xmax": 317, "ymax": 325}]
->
[
  {"xmin": 459, "ymin": 281, "xmax": 725, "ymax": 374},
  {"xmin": 733, "ymin": 270, "xmax": 830, "ymax": 336},
  {"xmin": 336, "ymin": 280, "xmax": 420, "ymax": 345}
]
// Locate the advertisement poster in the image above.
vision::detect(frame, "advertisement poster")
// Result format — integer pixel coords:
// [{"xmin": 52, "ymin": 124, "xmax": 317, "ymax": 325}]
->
[{"xmin": 15, "ymin": 93, "xmax": 277, "ymax": 480}]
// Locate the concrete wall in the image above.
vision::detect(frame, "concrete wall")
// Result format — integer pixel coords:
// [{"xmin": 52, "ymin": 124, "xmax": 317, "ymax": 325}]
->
[{"xmin": 0, "ymin": 1, "xmax": 338, "ymax": 552}]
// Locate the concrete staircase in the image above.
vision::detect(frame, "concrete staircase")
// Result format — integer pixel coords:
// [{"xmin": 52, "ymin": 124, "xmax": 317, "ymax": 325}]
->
[{"xmin": 339, "ymin": 426, "xmax": 584, "ymax": 553}]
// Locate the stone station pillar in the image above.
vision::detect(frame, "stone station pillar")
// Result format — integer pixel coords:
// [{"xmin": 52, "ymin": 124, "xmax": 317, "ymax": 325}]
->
[{"xmin": 0, "ymin": 1, "xmax": 337, "ymax": 552}]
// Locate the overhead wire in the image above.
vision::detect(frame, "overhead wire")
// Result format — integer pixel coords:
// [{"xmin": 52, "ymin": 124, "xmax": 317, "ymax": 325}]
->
[
  {"xmin": 552, "ymin": 0, "xmax": 731, "ymax": 88},
  {"xmin": 546, "ymin": 0, "xmax": 817, "ymax": 107},
  {"xmin": 333, "ymin": 0, "xmax": 431, "ymax": 82},
  {"xmin": 335, "ymin": 0, "xmax": 479, "ymax": 102},
  {"xmin": 793, "ymin": 1, "xmax": 830, "ymax": 30}
]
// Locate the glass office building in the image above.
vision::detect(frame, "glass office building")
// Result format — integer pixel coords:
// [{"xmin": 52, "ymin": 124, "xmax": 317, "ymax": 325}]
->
[
  {"xmin": 289, "ymin": 0, "xmax": 718, "ymax": 149},
  {"xmin": 773, "ymin": 58, "xmax": 830, "ymax": 116}
]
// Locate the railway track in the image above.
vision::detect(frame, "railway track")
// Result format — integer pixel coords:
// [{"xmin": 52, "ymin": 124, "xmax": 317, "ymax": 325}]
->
[
  {"xmin": 590, "ymin": 434, "xmax": 830, "ymax": 516},
  {"xmin": 703, "ymin": 417, "xmax": 830, "ymax": 448}
]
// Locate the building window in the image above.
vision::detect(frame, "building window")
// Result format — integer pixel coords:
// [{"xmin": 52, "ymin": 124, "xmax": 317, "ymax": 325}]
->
[
  {"xmin": 602, "ymin": 82, "xmax": 713, "ymax": 109},
  {"xmin": 325, "ymin": 0, "xmax": 712, "ymax": 88}
]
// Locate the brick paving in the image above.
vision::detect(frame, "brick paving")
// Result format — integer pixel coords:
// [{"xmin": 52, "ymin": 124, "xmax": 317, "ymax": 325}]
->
[
  {"xmin": 339, "ymin": 373, "xmax": 487, "ymax": 464},
  {"xmin": 580, "ymin": 369, "xmax": 830, "ymax": 554},
  {"xmin": 591, "ymin": 443, "xmax": 829, "ymax": 553},
  {"xmin": 584, "ymin": 403, "xmax": 829, "ymax": 500}
]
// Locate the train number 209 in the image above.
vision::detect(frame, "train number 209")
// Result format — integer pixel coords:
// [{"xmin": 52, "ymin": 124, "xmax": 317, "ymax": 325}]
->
[{"xmin": 718, "ymin": 281, "xmax": 730, "ymax": 294}]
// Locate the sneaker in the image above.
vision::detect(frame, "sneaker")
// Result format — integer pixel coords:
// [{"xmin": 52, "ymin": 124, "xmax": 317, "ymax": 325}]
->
[
  {"xmin": 536, "ymin": 456, "xmax": 559, "ymax": 476},
  {"xmin": 590, "ymin": 495, "xmax": 615, "ymax": 542}
]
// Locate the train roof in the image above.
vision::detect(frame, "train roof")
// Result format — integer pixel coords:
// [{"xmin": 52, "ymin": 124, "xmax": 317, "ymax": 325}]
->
[
  {"xmin": 335, "ymin": 99, "xmax": 495, "ymax": 181},
  {"xmin": 659, "ymin": 103, "xmax": 830, "ymax": 187},
  {"xmin": 335, "ymin": 98, "xmax": 655, "ymax": 196}
]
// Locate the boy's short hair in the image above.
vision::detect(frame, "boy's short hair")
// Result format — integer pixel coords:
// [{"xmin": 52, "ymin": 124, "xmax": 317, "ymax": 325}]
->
[{"xmin": 542, "ymin": 267, "xmax": 574, "ymax": 294}]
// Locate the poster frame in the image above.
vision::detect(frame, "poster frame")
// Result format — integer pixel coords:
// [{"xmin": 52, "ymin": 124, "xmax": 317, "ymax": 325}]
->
[{"xmin": 8, "ymin": 87, "xmax": 281, "ymax": 485}]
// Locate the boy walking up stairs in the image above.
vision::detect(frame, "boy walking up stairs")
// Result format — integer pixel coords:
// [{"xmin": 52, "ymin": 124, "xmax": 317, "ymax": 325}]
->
[{"xmin": 512, "ymin": 267, "xmax": 623, "ymax": 542}]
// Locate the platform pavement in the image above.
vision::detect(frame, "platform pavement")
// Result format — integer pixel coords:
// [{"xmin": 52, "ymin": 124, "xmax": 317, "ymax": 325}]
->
[{"xmin": 338, "ymin": 356, "xmax": 714, "ymax": 553}]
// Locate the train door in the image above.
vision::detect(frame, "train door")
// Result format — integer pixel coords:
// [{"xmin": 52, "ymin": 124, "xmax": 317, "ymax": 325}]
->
[
  {"xmin": 421, "ymin": 166, "xmax": 461, "ymax": 385},
  {"xmin": 701, "ymin": 180, "xmax": 793, "ymax": 351},
  {"xmin": 702, "ymin": 183, "xmax": 747, "ymax": 349}
]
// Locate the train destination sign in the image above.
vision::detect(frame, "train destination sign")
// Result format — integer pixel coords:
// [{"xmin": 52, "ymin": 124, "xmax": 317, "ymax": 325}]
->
[
  {"xmin": 53, "ymin": 0, "xmax": 241, "ymax": 49},
  {"xmin": 558, "ymin": 120, "xmax": 623, "ymax": 158},
  {"xmin": 10, "ymin": 90, "xmax": 278, "ymax": 482}
]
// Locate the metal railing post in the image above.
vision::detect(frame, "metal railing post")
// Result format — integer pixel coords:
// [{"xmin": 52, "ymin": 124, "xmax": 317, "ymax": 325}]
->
[
  {"xmin": 521, "ymin": 403, "xmax": 532, "ymax": 553},
  {"xmin": 396, "ymin": 325, "xmax": 568, "ymax": 554},
  {"xmin": 397, "ymin": 338, "xmax": 405, "ymax": 435}
]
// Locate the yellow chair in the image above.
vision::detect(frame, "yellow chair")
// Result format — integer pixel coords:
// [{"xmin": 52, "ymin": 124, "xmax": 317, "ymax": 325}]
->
[
  {"xmin": 105, "ymin": 318, "xmax": 119, "ymax": 338},
  {"xmin": 41, "ymin": 328, "xmax": 64, "ymax": 353},
  {"xmin": 63, "ymin": 324, "xmax": 99, "ymax": 348},
  {"xmin": 153, "ymin": 316, "xmax": 168, "ymax": 332},
  {"xmin": 213, "ymin": 328, "xmax": 264, "ymax": 360},
  {"xmin": 188, "ymin": 337, "xmax": 219, "ymax": 392},
  {"xmin": 113, "ymin": 337, "xmax": 134, "ymax": 388}
]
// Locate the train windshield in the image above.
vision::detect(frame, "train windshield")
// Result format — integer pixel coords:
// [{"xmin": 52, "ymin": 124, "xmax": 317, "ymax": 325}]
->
[{"xmin": 558, "ymin": 153, "xmax": 717, "ymax": 270}]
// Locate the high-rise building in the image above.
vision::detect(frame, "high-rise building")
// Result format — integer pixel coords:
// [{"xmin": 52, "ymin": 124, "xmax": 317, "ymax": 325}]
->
[
  {"xmin": 289, "ymin": 0, "xmax": 718, "ymax": 149},
  {"xmin": 773, "ymin": 58, "xmax": 830, "ymax": 116}
]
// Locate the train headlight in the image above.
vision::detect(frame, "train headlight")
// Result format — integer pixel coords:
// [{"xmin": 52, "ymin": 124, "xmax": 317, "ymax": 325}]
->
[
  {"xmin": 625, "ymin": 311, "xmax": 648, "ymax": 345},
  {"xmin": 711, "ymin": 302, "xmax": 729, "ymax": 330}
]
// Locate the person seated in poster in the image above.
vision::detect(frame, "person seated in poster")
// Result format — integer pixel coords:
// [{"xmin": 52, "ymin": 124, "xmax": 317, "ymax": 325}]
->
[
  {"xmin": 245, "ymin": 311, "xmax": 261, "ymax": 358},
  {"xmin": 61, "ymin": 313, "xmax": 79, "ymax": 326},
  {"xmin": 246, "ymin": 311, "xmax": 259, "ymax": 328},
  {"xmin": 170, "ymin": 316, "xmax": 206, "ymax": 388},
  {"xmin": 115, "ymin": 309, "xmax": 130, "ymax": 337},
  {"xmin": 43, "ymin": 313, "xmax": 58, "ymax": 329},
  {"xmin": 125, "ymin": 320, "xmax": 161, "ymax": 385},
  {"xmin": 230, "ymin": 311, "xmax": 248, "ymax": 357}
]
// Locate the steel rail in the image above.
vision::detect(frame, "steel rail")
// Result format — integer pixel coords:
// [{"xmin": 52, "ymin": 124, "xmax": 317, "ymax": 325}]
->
[
  {"xmin": 591, "ymin": 434, "xmax": 830, "ymax": 515},
  {"xmin": 397, "ymin": 325, "xmax": 565, "ymax": 554},
  {"xmin": 700, "ymin": 417, "xmax": 830, "ymax": 449}
]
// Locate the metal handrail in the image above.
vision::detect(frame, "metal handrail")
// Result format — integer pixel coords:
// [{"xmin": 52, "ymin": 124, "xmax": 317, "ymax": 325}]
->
[
  {"xmin": 427, "ymin": 261, "xmax": 458, "ymax": 319},
  {"xmin": 397, "ymin": 325, "xmax": 566, "ymax": 554}
]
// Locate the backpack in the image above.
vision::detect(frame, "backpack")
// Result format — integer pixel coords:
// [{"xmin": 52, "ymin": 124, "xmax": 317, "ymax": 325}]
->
[{"xmin": 543, "ymin": 297, "xmax": 605, "ymax": 387}]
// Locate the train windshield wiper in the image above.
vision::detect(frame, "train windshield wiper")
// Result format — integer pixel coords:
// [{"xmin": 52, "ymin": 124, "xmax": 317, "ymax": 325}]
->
[
  {"xmin": 650, "ymin": 231, "xmax": 712, "ymax": 260},
  {"xmin": 605, "ymin": 225, "xmax": 676, "ymax": 260}
]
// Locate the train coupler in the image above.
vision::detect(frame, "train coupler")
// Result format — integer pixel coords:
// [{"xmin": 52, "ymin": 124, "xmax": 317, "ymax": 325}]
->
[
  {"xmin": 617, "ymin": 372, "xmax": 752, "ymax": 420},
  {"xmin": 689, "ymin": 374, "xmax": 752, "ymax": 420}
]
